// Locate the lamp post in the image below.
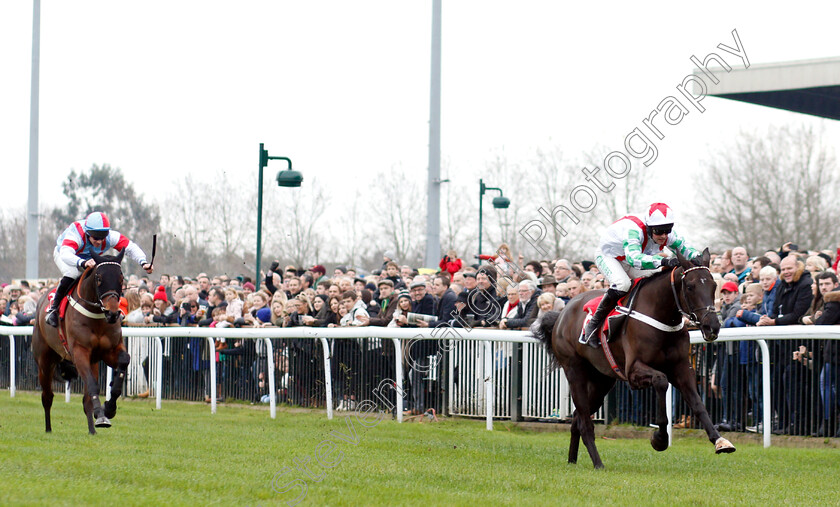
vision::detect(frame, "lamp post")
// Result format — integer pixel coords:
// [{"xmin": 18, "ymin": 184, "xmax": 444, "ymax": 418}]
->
[
  {"xmin": 256, "ymin": 143, "xmax": 303, "ymax": 286},
  {"xmin": 478, "ymin": 178, "xmax": 510, "ymax": 261}
]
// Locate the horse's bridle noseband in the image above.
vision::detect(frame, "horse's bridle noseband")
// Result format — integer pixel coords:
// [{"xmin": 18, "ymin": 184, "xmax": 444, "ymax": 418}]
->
[
  {"xmin": 670, "ymin": 265, "xmax": 716, "ymax": 326},
  {"xmin": 78, "ymin": 261, "xmax": 123, "ymax": 313}
]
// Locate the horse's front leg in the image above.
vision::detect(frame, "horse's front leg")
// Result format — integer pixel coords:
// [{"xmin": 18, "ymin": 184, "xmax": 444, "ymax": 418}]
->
[
  {"xmin": 628, "ymin": 360, "xmax": 670, "ymax": 451},
  {"xmin": 73, "ymin": 348, "xmax": 110, "ymax": 433},
  {"xmin": 103, "ymin": 345, "xmax": 130, "ymax": 419},
  {"xmin": 670, "ymin": 360, "xmax": 735, "ymax": 454}
]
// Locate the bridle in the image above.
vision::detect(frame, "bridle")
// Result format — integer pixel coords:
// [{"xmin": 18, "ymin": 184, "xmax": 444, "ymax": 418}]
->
[
  {"xmin": 670, "ymin": 265, "xmax": 716, "ymax": 327},
  {"xmin": 77, "ymin": 261, "xmax": 123, "ymax": 313}
]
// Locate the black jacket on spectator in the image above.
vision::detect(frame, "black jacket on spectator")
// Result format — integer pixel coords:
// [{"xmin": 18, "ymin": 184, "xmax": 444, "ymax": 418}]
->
[
  {"xmin": 428, "ymin": 288, "xmax": 458, "ymax": 328},
  {"xmin": 816, "ymin": 289, "xmax": 840, "ymax": 364},
  {"xmin": 506, "ymin": 288, "xmax": 543, "ymax": 329},
  {"xmin": 198, "ymin": 301, "xmax": 227, "ymax": 327},
  {"xmin": 467, "ymin": 288, "xmax": 504, "ymax": 327},
  {"xmin": 769, "ymin": 266, "xmax": 813, "ymax": 326},
  {"xmin": 412, "ymin": 293, "xmax": 437, "ymax": 317}
]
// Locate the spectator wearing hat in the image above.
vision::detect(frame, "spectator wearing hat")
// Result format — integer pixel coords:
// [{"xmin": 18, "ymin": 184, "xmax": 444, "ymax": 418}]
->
[
  {"xmin": 409, "ymin": 279, "xmax": 436, "ymax": 317},
  {"xmin": 467, "ymin": 267, "xmax": 505, "ymax": 328},
  {"xmin": 310, "ymin": 265, "xmax": 328, "ymax": 287},
  {"xmin": 462, "ymin": 272, "xmax": 478, "ymax": 292},
  {"xmin": 151, "ymin": 285, "xmax": 178, "ymax": 324},
  {"xmin": 365, "ymin": 279, "xmax": 399, "ymax": 327},
  {"xmin": 539, "ymin": 275, "xmax": 558, "ymax": 295},
  {"xmin": 714, "ymin": 280, "xmax": 742, "ymax": 432},
  {"xmin": 414, "ymin": 275, "xmax": 457, "ymax": 329},
  {"xmin": 381, "ymin": 251, "xmax": 397, "ymax": 272},
  {"xmin": 389, "ymin": 290, "xmax": 415, "ymax": 328}
]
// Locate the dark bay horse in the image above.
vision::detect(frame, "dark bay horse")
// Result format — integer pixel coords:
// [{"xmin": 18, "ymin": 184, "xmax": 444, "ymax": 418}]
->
[
  {"xmin": 534, "ymin": 248, "xmax": 735, "ymax": 469},
  {"xmin": 32, "ymin": 251, "xmax": 130, "ymax": 434}
]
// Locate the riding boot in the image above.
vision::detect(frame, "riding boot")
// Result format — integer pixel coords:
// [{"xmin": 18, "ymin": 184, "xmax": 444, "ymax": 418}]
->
[
  {"xmin": 582, "ymin": 288, "xmax": 627, "ymax": 348},
  {"xmin": 46, "ymin": 276, "xmax": 76, "ymax": 328}
]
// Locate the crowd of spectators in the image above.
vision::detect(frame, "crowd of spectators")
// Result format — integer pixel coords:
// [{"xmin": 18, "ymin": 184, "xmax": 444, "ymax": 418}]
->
[{"xmin": 2, "ymin": 240, "xmax": 839, "ymax": 431}]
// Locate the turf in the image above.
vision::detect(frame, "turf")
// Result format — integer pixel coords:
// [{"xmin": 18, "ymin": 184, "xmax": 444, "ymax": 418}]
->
[{"xmin": 1, "ymin": 391, "xmax": 838, "ymax": 506}]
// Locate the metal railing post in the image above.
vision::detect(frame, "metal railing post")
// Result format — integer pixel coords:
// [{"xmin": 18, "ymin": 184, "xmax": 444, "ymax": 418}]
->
[
  {"xmin": 484, "ymin": 340, "xmax": 493, "ymax": 430},
  {"xmin": 320, "ymin": 337, "xmax": 333, "ymax": 421},
  {"xmin": 266, "ymin": 338, "xmax": 276, "ymax": 419},
  {"xmin": 154, "ymin": 337, "xmax": 163, "ymax": 410},
  {"xmin": 207, "ymin": 337, "xmax": 216, "ymax": 414},
  {"xmin": 393, "ymin": 338, "xmax": 403, "ymax": 423},
  {"xmin": 666, "ymin": 384, "xmax": 673, "ymax": 446},
  {"xmin": 757, "ymin": 339, "xmax": 771, "ymax": 448},
  {"xmin": 9, "ymin": 335, "xmax": 15, "ymax": 398},
  {"xmin": 106, "ymin": 366, "xmax": 113, "ymax": 401}
]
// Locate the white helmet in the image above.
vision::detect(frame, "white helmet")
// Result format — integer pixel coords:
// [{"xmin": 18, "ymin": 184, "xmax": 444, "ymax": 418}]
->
[{"xmin": 646, "ymin": 203, "xmax": 674, "ymax": 231}]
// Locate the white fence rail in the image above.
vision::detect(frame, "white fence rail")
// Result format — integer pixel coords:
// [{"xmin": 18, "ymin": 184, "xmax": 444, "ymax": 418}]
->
[{"xmin": 2, "ymin": 325, "xmax": 839, "ymax": 447}]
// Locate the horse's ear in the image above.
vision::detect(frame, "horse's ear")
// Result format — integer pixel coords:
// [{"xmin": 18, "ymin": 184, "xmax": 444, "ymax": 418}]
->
[
  {"xmin": 91, "ymin": 251, "xmax": 103, "ymax": 264},
  {"xmin": 116, "ymin": 249, "xmax": 125, "ymax": 264},
  {"xmin": 700, "ymin": 247, "xmax": 711, "ymax": 267},
  {"xmin": 675, "ymin": 249, "xmax": 690, "ymax": 268}
]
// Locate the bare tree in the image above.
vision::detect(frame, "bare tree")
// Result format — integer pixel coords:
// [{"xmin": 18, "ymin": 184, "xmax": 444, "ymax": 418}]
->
[
  {"xmin": 697, "ymin": 125, "xmax": 839, "ymax": 253},
  {"xmin": 331, "ymin": 188, "xmax": 375, "ymax": 269},
  {"xmin": 263, "ymin": 177, "xmax": 329, "ymax": 268},
  {"xmin": 440, "ymin": 161, "xmax": 476, "ymax": 261},
  {"xmin": 370, "ymin": 164, "xmax": 425, "ymax": 266},
  {"xmin": 481, "ymin": 153, "xmax": 533, "ymax": 258}
]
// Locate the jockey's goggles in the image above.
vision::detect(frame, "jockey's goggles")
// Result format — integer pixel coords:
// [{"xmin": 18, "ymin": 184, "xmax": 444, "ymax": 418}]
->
[
  {"xmin": 87, "ymin": 230, "xmax": 109, "ymax": 240},
  {"xmin": 650, "ymin": 225, "xmax": 673, "ymax": 236}
]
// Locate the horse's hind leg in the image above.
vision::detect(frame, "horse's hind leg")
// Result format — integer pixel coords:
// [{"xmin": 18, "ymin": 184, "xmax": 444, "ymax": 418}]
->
[
  {"xmin": 670, "ymin": 360, "xmax": 734, "ymax": 454},
  {"xmin": 628, "ymin": 360, "xmax": 670, "ymax": 452},
  {"xmin": 103, "ymin": 346, "xmax": 130, "ymax": 419},
  {"xmin": 565, "ymin": 362, "xmax": 613, "ymax": 469},
  {"xmin": 568, "ymin": 412, "xmax": 581, "ymax": 465}
]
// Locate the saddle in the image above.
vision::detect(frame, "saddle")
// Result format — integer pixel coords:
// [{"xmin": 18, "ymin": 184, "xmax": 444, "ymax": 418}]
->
[{"xmin": 581, "ymin": 275, "xmax": 651, "ymax": 344}]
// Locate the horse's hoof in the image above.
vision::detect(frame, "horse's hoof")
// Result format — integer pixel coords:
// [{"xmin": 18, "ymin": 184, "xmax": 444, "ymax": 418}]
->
[
  {"xmin": 104, "ymin": 406, "xmax": 116, "ymax": 419},
  {"xmin": 94, "ymin": 416, "xmax": 112, "ymax": 428},
  {"xmin": 714, "ymin": 437, "xmax": 735, "ymax": 454},
  {"xmin": 651, "ymin": 433, "xmax": 669, "ymax": 452}
]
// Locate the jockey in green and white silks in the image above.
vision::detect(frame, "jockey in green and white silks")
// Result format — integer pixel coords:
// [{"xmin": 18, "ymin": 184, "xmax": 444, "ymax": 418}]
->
[{"xmin": 582, "ymin": 202, "xmax": 702, "ymax": 347}]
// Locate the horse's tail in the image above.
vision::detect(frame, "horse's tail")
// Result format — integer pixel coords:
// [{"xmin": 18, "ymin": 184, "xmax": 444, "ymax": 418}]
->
[{"xmin": 531, "ymin": 310, "xmax": 561, "ymax": 356}]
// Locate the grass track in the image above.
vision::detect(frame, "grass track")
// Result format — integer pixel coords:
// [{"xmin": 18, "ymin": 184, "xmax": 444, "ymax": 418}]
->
[{"xmin": 1, "ymin": 392, "xmax": 839, "ymax": 506}]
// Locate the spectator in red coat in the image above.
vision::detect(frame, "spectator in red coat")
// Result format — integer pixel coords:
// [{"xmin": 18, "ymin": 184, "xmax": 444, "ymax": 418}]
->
[{"xmin": 439, "ymin": 250, "xmax": 463, "ymax": 277}]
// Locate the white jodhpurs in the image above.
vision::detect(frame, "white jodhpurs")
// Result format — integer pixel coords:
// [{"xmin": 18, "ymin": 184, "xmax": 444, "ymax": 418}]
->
[
  {"xmin": 594, "ymin": 248, "xmax": 658, "ymax": 292},
  {"xmin": 53, "ymin": 248, "xmax": 83, "ymax": 279}
]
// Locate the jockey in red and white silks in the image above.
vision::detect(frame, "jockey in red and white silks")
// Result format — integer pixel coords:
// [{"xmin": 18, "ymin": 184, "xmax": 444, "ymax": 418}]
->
[
  {"xmin": 46, "ymin": 211, "xmax": 153, "ymax": 327},
  {"xmin": 581, "ymin": 203, "xmax": 701, "ymax": 347}
]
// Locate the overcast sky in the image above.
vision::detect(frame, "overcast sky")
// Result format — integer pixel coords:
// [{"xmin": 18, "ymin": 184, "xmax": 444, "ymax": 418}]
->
[{"xmin": 2, "ymin": 1, "xmax": 840, "ymax": 232}]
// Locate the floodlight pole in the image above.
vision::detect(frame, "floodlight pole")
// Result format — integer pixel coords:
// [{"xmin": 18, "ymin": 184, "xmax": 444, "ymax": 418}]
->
[
  {"xmin": 256, "ymin": 143, "xmax": 295, "ymax": 287},
  {"xmin": 478, "ymin": 179, "xmax": 505, "ymax": 261}
]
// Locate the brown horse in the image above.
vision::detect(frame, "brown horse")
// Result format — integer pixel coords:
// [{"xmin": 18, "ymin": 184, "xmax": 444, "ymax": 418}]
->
[
  {"xmin": 32, "ymin": 251, "xmax": 130, "ymax": 434},
  {"xmin": 534, "ymin": 248, "xmax": 735, "ymax": 469}
]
